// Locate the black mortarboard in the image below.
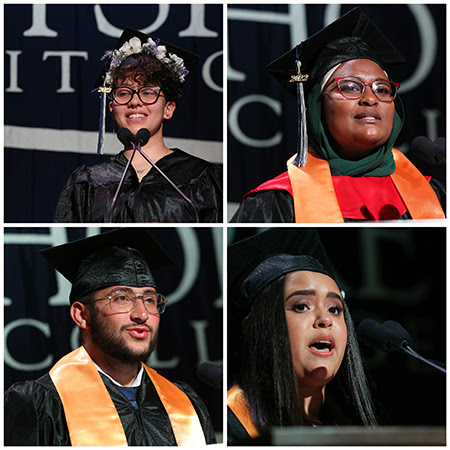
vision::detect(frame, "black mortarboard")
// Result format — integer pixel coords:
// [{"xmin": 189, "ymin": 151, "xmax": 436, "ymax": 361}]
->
[
  {"xmin": 228, "ymin": 228, "xmax": 337, "ymax": 315},
  {"xmin": 95, "ymin": 27, "xmax": 200, "ymax": 155},
  {"xmin": 40, "ymin": 228, "xmax": 174, "ymax": 303},
  {"xmin": 266, "ymin": 7, "xmax": 406, "ymax": 166}
]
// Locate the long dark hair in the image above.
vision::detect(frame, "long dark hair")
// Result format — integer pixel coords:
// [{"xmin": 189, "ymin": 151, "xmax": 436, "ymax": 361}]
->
[{"xmin": 234, "ymin": 275, "xmax": 378, "ymax": 433}]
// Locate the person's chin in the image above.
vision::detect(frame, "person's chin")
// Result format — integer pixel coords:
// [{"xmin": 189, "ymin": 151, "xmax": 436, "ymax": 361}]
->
[
  {"xmin": 307, "ymin": 365, "xmax": 338, "ymax": 385},
  {"xmin": 122, "ymin": 343, "xmax": 154, "ymax": 363}
]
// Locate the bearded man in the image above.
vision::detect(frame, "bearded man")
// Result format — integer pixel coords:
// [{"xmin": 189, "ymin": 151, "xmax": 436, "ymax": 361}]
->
[{"xmin": 4, "ymin": 228, "xmax": 216, "ymax": 446}]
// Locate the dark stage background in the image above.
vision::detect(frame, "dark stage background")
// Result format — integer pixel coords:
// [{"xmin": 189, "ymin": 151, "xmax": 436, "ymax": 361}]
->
[
  {"xmin": 4, "ymin": 4, "xmax": 223, "ymax": 223},
  {"xmin": 4, "ymin": 227, "xmax": 223, "ymax": 434},
  {"xmin": 227, "ymin": 4, "xmax": 446, "ymax": 217},
  {"xmin": 227, "ymin": 227, "xmax": 446, "ymax": 426}
]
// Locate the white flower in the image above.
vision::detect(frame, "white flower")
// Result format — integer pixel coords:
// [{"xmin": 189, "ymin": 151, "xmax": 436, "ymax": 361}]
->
[
  {"xmin": 129, "ymin": 37, "xmax": 142, "ymax": 53},
  {"xmin": 156, "ymin": 45, "xmax": 166, "ymax": 55},
  {"xmin": 170, "ymin": 54, "xmax": 183, "ymax": 66},
  {"xmin": 120, "ymin": 42, "xmax": 132, "ymax": 54}
]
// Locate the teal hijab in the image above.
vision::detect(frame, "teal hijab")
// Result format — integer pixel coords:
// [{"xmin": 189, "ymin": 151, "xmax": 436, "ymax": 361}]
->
[{"xmin": 307, "ymin": 80, "xmax": 405, "ymax": 177}]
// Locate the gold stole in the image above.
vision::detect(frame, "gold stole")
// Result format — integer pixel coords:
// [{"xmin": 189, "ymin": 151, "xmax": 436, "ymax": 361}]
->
[
  {"xmin": 227, "ymin": 385, "xmax": 260, "ymax": 439},
  {"xmin": 49, "ymin": 346, "xmax": 206, "ymax": 446},
  {"xmin": 287, "ymin": 148, "xmax": 445, "ymax": 222}
]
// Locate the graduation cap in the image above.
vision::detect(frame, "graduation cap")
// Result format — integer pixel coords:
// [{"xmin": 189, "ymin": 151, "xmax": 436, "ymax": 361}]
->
[
  {"xmin": 266, "ymin": 7, "xmax": 406, "ymax": 167},
  {"xmin": 40, "ymin": 228, "xmax": 174, "ymax": 304},
  {"xmin": 95, "ymin": 27, "xmax": 200, "ymax": 90},
  {"xmin": 95, "ymin": 27, "xmax": 200, "ymax": 155},
  {"xmin": 228, "ymin": 228, "xmax": 337, "ymax": 316}
]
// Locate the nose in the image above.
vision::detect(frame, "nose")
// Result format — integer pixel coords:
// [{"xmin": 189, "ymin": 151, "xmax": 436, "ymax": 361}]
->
[
  {"xmin": 313, "ymin": 312, "xmax": 332, "ymax": 329},
  {"xmin": 359, "ymin": 84, "xmax": 378, "ymax": 105},
  {"xmin": 129, "ymin": 91, "xmax": 142, "ymax": 106},
  {"xmin": 129, "ymin": 298, "xmax": 149, "ymax": 322}
]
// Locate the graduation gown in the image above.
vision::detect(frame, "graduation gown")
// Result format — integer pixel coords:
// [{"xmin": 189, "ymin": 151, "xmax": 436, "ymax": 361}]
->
[
  {"xmin": 231, "ymin": 151, "xmax": 446, "ymax": 223},
  {"xmin": 54, "ymin": 149, "xmax": 222, "ymax": 223},
  {"xmin": 4, "ymin": 371, "xmax": 216, "ymax": 446},
  {"xmin": 228, "ymin": 407, "xmax": 252, "ymax": 445}
]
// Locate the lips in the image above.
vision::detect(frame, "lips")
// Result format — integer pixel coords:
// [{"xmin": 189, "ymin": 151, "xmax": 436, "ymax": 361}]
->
[
  {"xmin": 127, "ymin": 113, "xmax": 147, "ymax": 120},
  {"xmin": 355, "ymin": 110, "xmax": 381, "ymax": 121},
  {"xmin": 308, "ymin": 335, "xmax": 336, "ymax": 356},
  {"xmin": 126, "ymin": 327, "xmax": 150, "ymax": 339}
]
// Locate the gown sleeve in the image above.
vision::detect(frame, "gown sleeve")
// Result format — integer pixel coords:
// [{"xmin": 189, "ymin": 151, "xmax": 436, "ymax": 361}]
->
[
  {"xmin": 53, "ymin": 165, "xmax": 91, "ymax": 223},
  {"xmin": 183, "ymin": 163, "xmax": 223, "ymax": 223},
  {"xmin": 4, "ymin": 376, "xmax": 71, "ymax": 446},
  {"xmin": 230, "ymin": 190, "xmax": 295, "ymax": 223}
]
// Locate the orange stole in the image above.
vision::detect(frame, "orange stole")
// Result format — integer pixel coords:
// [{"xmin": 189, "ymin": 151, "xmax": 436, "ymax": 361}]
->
[
  {"xmin": 143, "ymin": 365, "xmax": 206, "ymax": 446},
  {"xmin": 49, "ymin": 346, "xmax": 206, "ymax": 446},
  {"xmin": 227, "ymin": 385, "xmax": 260, "ymax": 439},
  {"xmin": 391, "ymin": 149, "xmax": 445, "ymax": 219},
  {"xmin": 287, "ymin": 148, "xmax": 445, "ymax": 222}
]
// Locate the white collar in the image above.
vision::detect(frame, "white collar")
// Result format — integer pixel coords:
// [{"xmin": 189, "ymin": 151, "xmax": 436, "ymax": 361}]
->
[{"xmin": 94, "ymin": 362, "xmax": 144, "ymax": 388}]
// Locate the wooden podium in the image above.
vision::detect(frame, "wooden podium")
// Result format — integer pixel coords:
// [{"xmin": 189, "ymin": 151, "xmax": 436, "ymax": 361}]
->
[{"xmin": 270, "ymin": 426, "xmax": 446, "ymax": 446}]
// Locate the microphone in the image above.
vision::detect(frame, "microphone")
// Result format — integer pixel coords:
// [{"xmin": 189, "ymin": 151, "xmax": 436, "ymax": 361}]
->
[
  {"xmin": 117, "ymin": 127, "xmax": 135, "ymax": 147},
  {"xmin": 134, "ymin": 128, "xmax": 150, "ymax": 146},
  {"xmin": 197, "ymin": 362, "xmax": 223, "ymax": 390},
  {"xmin": 411, "ymin": 136, "xmax": 446, "ymax": 165},
  {"xmin": 382, "ymin": 320, "xmax": 412, "ymax": 350},
  {"xmin": 356, "ymin": 319, "xmax": 397, "ymax": 352},
  {"xmin": 357, "ymin": 318, "xmax": 446, "ymax": 374}
]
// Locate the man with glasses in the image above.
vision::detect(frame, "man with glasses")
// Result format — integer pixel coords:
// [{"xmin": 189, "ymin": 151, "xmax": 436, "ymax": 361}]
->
[{"xmin": 4, "ymin": 228, "xmax": 216, "ymax": 446}]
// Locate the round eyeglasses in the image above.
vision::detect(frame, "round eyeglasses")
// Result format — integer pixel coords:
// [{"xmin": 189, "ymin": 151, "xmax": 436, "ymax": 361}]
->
[
  {"xmin": 85, "ymin": 289, "xmax": 167, "ymax": 315},
  {"xmin": 333, "ymin": 77, "xmax": 400, "ymax": 102},
  {"xmin": 111, "ymin": 86, "xmax": 164, "ymax": 105}
]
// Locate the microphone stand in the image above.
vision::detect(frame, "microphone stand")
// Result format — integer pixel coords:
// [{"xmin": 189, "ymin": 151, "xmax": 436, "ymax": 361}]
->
[
  {"xmin": 386, "ymin": 339, "xmax": 446, "ymax": 374},
  {"xmin": 108, "ymin": 144, "xmax": 137, "ymax": 221},
  {"xmin": 108, "ymin": 127, "xmax": 200, "ymax": 222},
  {"xmin": 134, "ymin": 144, "xmax": 200, "ymax": 223},
  {"xmin": 400, "ymin": 345, "xmax": 446, "ymax": 374}
]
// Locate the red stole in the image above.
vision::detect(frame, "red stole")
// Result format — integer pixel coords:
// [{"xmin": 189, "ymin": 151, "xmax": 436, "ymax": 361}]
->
[{"xmin": 285, "ymin": 148, "xmax": 445, "ymax": 222}]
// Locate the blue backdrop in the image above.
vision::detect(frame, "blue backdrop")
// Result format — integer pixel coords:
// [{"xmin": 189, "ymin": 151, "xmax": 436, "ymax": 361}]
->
[
  {"xmin": 4, "ymin": 227, "xmax": 223, "ymax": 434},
  {"xmin": 227, "ymin": 4, "xmax": 446, "ymax": 217},
  {"xmin": 4, "ymin": 4, "xmax": 223, "ymax": 222}
]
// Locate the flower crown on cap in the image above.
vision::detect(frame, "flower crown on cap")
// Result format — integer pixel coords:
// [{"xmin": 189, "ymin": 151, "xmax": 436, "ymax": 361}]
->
[{"xmin": 101, "ymin": 36, "xmax": 189, "ymax": 89}]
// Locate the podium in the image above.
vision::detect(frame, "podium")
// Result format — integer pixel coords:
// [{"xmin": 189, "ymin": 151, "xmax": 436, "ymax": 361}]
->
[{"xmin": 270, "ymin": 426, "xmax": 446, "ymax": 446}]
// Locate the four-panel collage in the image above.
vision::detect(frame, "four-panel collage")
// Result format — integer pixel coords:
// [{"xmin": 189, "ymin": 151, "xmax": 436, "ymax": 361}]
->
[{"xmin": 3, "ymin": 3, "xmax": 446, "ymax": 447}]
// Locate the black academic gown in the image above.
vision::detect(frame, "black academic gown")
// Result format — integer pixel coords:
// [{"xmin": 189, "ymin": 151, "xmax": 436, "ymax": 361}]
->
[
  {"xmin": 4, "ymin": 371, "xmax": 216, "ymax": 446},
  {"xmin": 227, "ymin": 406, "xmax": 252, "ymax": 445},
  {"xmin": 54, "ymin": 149, "xmax": 222, "ymax": 223},
  {"xmin": 231, "ymin": 170, "xmax": 446, "ymax": 223}
]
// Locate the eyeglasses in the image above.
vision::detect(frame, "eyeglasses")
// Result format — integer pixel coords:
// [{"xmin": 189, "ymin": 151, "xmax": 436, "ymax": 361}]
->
[
  {"xmin": 85, "ymin": 289, "xmax": 167, "ymax": 315},
  {"xmin": 111, "ymin": 86, "xmax": 164, "ymax": 105},
  {"xmin": 333, "ymin": 77, "xmax": 400, "ymax": 102}
]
